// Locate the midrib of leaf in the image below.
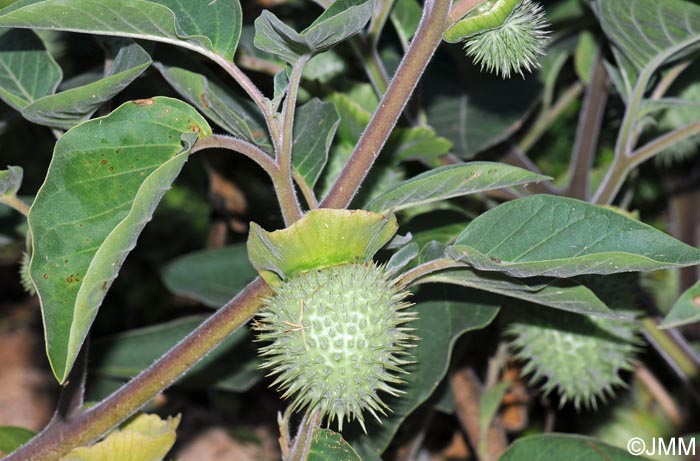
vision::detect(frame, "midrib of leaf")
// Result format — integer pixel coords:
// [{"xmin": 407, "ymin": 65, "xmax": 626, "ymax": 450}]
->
[
  {"xmin": 67, "ymin": 146, "xmax": 192, "ymax": 364},
  {"xmin": 0, "ymin": 59, "xmax": 32, "ymax": 101},
  {"xmin": 0, "ymin": 0, "xmax": 223, "ymax": 62}
]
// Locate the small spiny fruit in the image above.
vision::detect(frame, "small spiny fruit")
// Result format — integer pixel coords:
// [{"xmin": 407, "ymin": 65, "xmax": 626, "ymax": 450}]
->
[
  {"xmin": 445, "ymin": 0, "xmax": 550, "ymax": 79},
  {"xmin": 505, "ymin": 278, "xmax": 641, "ymax": 410},
  {"xmin": 255, "ymin": 261, "xmax": 415, "ymax": 431}
]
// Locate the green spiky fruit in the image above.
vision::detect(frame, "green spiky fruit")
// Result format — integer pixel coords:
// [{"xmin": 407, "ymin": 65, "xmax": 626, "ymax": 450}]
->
[
  {"xmin": 255, "ymin": 262, "xmax": 415, "ymax": 430},
  {"xmin": 505, "ymin": 300, "xmax": 641, "ymax": 409},
  {"xmin": 462, "ymin": 0, "xmax": 550, "ymax": 79}
]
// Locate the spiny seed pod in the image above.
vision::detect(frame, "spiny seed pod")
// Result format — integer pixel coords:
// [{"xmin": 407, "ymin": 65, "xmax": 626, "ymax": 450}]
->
[
  {"xmin": 255, "ymin": 262, "xmax": 415, "ymax": 431},
  {"xmin": 444, "ymin": 0, "xmax": 550, "ymax": 79},
  {"xmin": 505, "ymin": 300, "xmax": 641, "ymax": 410}
]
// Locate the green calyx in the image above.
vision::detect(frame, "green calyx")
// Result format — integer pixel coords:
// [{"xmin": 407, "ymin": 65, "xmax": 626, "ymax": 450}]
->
[
  {"xmin": 255, "ymin": 262, "xmax": 415, "ymax": 430},
  {"xmin": 505, "ymin": 302, "xmax": 641, "ymax": 409},
  {"xmin": 247, "ymin": 209, "xmax": 398, "ymax": 285},
  {"xmin": 444, "ymin": 0, "xmax": 522, "ymax": 43},
  {"xmin": 247, "ymin": 209, "xmax": 416, "ymax": 430},
  {"xmin": 445, "ymin": 0, "xmax": 550, "ymax": 79}
]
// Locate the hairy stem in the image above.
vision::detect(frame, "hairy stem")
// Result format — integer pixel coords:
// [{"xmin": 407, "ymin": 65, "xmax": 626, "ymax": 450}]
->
[
  {"xmin": 593, "ymin": 122, "xmax": 700, "ymax": 205},
  {"xmin": 368, "ymin": 0, "xmax": 396, "ymax": 46},
  {"xmin": 518, "ymin": 81, "xmax": 584, "ymax": 153},
  {"xmin": 448, "ymin": 0, "xmax": 490, "ymax": 24},
  {"xmin": 351, "ymin": 36, "xmax": 390, "ymax": 95},
  {"xmin": 276, "ymin": 56, "xmax": 309, "ymax": 224},
  {"xmin": 293, "ymin": 170, "xmax": 319, "ymax": 209},
  {"xmin": 396, "ymin": 258, "xmax": 464, "ymax": 288},
  {"xmin": 565, "ymin": 52, "xmax": 608, "ymax": 200},
  {"xmin": 321, "ymin": 0, "xmax": 452, "ymax": 208},
  {"xmin": 4, "ymin": 279, "xmax": 270, "ymax": 461},
  {"xmin": 0, "ymin": 194, "xmax": 30, "ymax": 216},
  {"xmin": 209, "ymin": 53, "xmax": 282, "ymax": 152},
  {"xmin": 192, "ymin": 134, "xmax": 278, "ymax": 175},
  {"xmin": 288, "ymin": 410, "xmax": 321, "ymax": 461}
]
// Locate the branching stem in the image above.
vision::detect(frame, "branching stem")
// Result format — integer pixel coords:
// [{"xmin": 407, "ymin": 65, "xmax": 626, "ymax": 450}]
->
[{"xmin": 321, "ymin": 0, "xmax": 452, "ymax": 208}]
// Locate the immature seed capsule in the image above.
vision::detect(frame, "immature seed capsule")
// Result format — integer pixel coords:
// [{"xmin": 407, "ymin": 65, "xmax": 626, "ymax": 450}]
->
[
  {"xmin": 444, "ymin": 0, "xmax": 550, "ymax": 79},
  {"xmin": 255, "ymin": 262, "xmax": 415, "ymax": 431}
]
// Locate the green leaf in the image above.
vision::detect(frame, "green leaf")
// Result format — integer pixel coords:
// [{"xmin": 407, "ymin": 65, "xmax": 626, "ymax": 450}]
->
[
  {"xmin": 292, "ymin": 98, "xmax": 340, "ymax": 188},
  {"xmin": 385, "ymin": 126, "xmax": 452, "ymax": 164},
  {"xmin": 660, "ymin": 280, "xmax": 700, "ymax": 328},
  {"xmin": 0, "ymin": 165, "xmax": 22, "ymax": 197},
  {"xmin": 499, "ymin": 434, "xmax": 654, "ymax": 461},
  {"xmin": 0, "ymin": 0, "xmax": 243, "ymax": 60},
  {"xmin": 303, "ymin": 0, "xmax": 373, "ymax": 51},
  {"xmin": 60, "ymin": 414, "xmax": 179, "ymax": 461},
  {"xmin": 390, "ymin": 0, "xmax": 421, "ymax": 49},
  {"xmin": 303, "ymin": 50, "xmax": 347, "ymax": 84},
  {"xmin": 594, "ymin": 0, "xmax": 700, "ymax": 80},
  {"xmin": 247, "ymin": 209, "xmax": 397, "ymax": 285},
  {"xmin": 161, "ymin": 244, "xmax": 257, "ymax": 308},
  {"xmin": 254, "ymin": 0, "xmax": 372, "ymax": 63},
  {"xmin": 328, "ymin": 90, "xmax": 452, "ymax": 165},
  {"xmin": 0, "ymin": 426, "xmax": 35, "ymax": 456},
  {"xmin": 92, "ymin": 316, "xmax": 263, "ymax": 392},
  {"xmin": 419, "ymin": 269, "xmax": 613, "ymax": 317},
  {"xmin": 365, "ymin": 163, "xmax": 550, "ymax": 213},
  {"xmin": 253, "ymin": 11, "xmax": 308, "ymax": 64},
  {"xmin": 308, "ymin": 429, "xmax": 361, "ymax": 461},
  {"xmin": 348, "ymin": 295, "xmax": 500, "ymax": 458},
  {"xmin": 154, "ymin": 53, "xmax": 270, "ymax": 150},
  {"xmin": 0, "ymin": 28, "xmax": 61, "ymax": 111},
  {"xmin": 426, "ymin": 76, "xmax": 542, "ymax": 159},
  {"xmin": 575, "ymin": 31, "xmax": 597, "ymax": 85},
  {"xmin": 28, "ymin": 97, "xmax": 211, "ymax": 382},
  {"xmin": 446, "ymin": 195, "xmax": 700, "ymax": 278},
  {"xmin": 22, "ymin": 40, "xmax": 152, "ymax": 129}
]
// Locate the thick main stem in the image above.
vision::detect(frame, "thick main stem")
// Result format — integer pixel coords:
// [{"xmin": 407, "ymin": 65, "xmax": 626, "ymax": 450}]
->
[
  {"xmin": 4, "ymin": 279, "xmax": 270, "ymax": 461},
  {"xmin": 321, "ymin": 0, "xmax": 452, "ymax": 209}
]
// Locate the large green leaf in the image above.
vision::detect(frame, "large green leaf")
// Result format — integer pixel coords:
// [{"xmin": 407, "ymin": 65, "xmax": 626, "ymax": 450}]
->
[
  {"xmin": 364, "ymin": 163, "xmax": 549, "ymax": 213},
  {"xmin": 308, "ymin": 429, "xmax": 361, "ymax": 461},
  {"xmin": 446, "ymin": 195, "xmax": 700, "ymax": 278},
  {"xmin": 594, "ymin": 0, "xmax": 700, "ymax": 75},
  {"xmin": 419, "ymin": 269, "xmax": 613, "ymax": 317},
  {"xmin": 0, "ymin": 28, "xmax": 61, "ymax": 111},
  {"xmin": 0, "ymin": 426, "xmax": 36, "ymax": 456},
  {"xmin": 253, "ymin": 0, "xmax": 372, "ymax": 63},
  {"xmin": 426, "ymin": 75, "xmax": 542, "ymax": 159},
  {"xmin": 161, "ymin": 244, "xmax": 257, "ymax": 308},
  {"xmin": 154, "ymin": 53, "xmax": 270, "ymax": 149},
  {"xmin": 499, "ymin": 434, "xmax": 653, "ymax": 461},
  {"xmin": 660, "ymin": 280, "xmax": 700, "ymax": 328},
  {"xmin": 292, "ymin": 98, "xmax": 339, "ymax": 189},
  {"xmin": 91, "ymin": 316, "xmax": 262, "ymax": 392},
  {"xmin": 22, "ymin": 40, "xmax": 152, "ymax": 129},
  {"xmin": 348, "ymin": 295, "xmax": 500, "ymax": 458},
  {"xmin": 0, "ymin": 0, "xmax": 243, "ymax": 60},
  {"xmin": 28, "ymin": 97, "xmax": 211, "ymax": 382}
]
